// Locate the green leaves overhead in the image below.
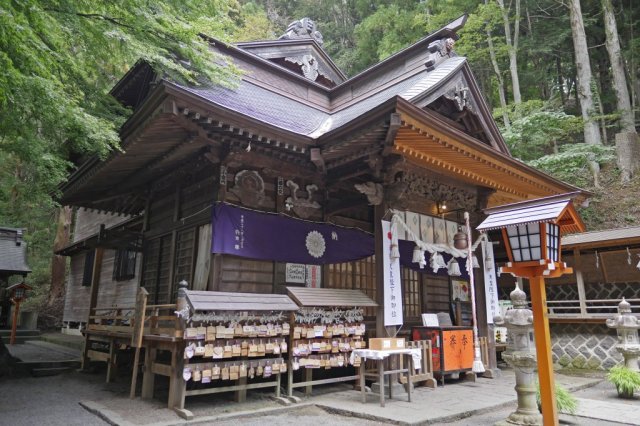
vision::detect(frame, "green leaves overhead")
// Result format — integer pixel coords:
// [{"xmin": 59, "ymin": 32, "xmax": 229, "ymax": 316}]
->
[{"xmin": 0, "ymin": 0, "xmax": 243, "ymax": 292}]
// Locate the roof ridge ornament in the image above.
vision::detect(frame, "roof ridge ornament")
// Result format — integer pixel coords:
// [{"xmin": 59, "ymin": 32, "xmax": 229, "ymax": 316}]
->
[{"xmin": 279, "ymin": 17, "xmax": 324, "ymax": 46}]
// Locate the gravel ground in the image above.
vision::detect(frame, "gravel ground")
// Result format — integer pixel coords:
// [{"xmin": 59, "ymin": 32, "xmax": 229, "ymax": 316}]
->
[{"xmin": 0, "ymin": 371, "xmax": 112, "ymax": 426}]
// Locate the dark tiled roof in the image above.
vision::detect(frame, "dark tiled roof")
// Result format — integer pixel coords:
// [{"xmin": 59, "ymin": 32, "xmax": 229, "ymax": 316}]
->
[
  {"xmin": 174, "ymin": 58, "xmax": 452, "ymax": 138},
  {"xmin": 0, "ymin": 228, "xmax": 31, "ymax": 274},
  {"xmin": 175, "ymin": 82, "xmax": 328, "ymax": 136}
]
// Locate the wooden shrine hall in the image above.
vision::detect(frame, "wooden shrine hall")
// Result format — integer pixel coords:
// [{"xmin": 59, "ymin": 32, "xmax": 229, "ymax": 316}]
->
[{"xmin": 57, "ymin": 15, "xmax": 587, "ymax": 413}]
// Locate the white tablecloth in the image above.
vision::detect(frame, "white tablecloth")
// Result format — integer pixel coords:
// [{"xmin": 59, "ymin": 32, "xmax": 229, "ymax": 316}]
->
[{"xmin": 350, "ymin": 348, "xmax": 422, "ymax": 370}]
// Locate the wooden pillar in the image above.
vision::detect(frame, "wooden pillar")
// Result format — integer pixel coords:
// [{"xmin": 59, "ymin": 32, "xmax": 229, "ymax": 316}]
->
[
  {"xmin": 209, "ymin": 164, "xmax": 227, "ymax": 292},
  {"xmin": 141, "ymin": 345, "xmax": 156, "ymax": 399},
  {"xmin": 82, "ymin": 247, "xmax": 104, "ymax": 370},
  {"xmin": 9, "ymin": 300, "xmax": 20, "ymax": 345},
  {"xmin": 529, "ymin": 276, "xmax": 558, "ymax": 426},
  {"xmin": 573, "ymin": 249, "xmax": 588, "ymax": 317}
]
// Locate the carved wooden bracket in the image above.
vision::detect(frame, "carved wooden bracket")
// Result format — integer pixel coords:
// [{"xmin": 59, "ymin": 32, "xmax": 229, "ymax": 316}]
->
[{"xmin": 354, "ymin": 182, "xmax": 384, "ymax": 205}]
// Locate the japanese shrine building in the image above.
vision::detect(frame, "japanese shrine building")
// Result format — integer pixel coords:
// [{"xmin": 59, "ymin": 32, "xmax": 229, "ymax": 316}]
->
[{"xmin": 58, "ymin": 16, "xmax": 584, "ymax": 349}]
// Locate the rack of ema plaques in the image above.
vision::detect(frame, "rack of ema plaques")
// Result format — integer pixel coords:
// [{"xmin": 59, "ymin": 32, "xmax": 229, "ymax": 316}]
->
[
  {"xmin": 176, "ymin": 290, "xmax": 299, "ymax": 417},
  {"xmin": 285, "ymin": 287, "xmax": 378, "ymax": 397}
]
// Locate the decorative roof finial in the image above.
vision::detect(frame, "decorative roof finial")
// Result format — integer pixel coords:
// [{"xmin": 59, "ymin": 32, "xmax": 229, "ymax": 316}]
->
[{"xmin": 279, "ymin": 18, "xmax": 324, "ymax": 46}]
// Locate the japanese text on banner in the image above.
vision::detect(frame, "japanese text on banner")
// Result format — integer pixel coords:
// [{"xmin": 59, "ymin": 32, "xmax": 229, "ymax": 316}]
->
[
  {"xmin": 483, "ymin": 240, "xmax": 500, "ymax": 324},
  {"xmin": 382, "ymin": 220, "xmax": 403, "ymax": 326}
]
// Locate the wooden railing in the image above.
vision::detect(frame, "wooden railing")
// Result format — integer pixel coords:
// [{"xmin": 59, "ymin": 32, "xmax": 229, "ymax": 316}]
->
[
  {"xmin": 398, "ymin": 339, "xmax": 437, "ymax": 388},
  {"xmin": 546, "ymin": 298, "xmax": 640, "ymax": 320},
  {"xmin": 86, "ymin": 303, "xmax": 178, "ymax": 337}
]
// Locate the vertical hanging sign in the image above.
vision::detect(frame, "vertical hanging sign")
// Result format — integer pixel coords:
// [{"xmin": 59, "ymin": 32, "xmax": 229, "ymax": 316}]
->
[
  {"xmin": 483, "ymin": 240, "xmax": 500, "ymax": 324},
  {"xmin": 382, "ymin": 220, "xmax": 403, "ymax": 326}
]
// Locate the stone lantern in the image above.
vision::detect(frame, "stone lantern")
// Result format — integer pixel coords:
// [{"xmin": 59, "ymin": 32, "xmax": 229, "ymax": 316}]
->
[
  {"xmin": 494, "ymin": 284, "xmax": 542, "ymax": 426},
  {"xmin": 606, "ymin": 298, "xmax": 640, "ymax": 372}
]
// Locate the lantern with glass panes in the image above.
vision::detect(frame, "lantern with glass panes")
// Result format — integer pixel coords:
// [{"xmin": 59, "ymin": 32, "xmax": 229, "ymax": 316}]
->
[
  {"xmin": 503, "ymin": 222, "xmax": 560, "ymax": 266},
  {"xmin": 477, "ymin": 193, "xmax": 586, "ymax": 426}
]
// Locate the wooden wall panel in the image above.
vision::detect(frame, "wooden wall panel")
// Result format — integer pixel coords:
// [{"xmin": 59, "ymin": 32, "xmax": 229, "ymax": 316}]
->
[
  {"xmin": 62, "ymin": 250, "xmax": 140, "ymax": 323},
  {"xmin": 423, "ymin": 275, "xmax": 450, "ymax": 314},
  {"xmin": 219, "ymin": 257, "xmax": 273, "ymax": 294},
  {"xmin": 73, "ymin": 209, "xmax": 130, "ymax": 242},
  {"xmin": 63, "ymin": 254, "xmax": 91, "ymax": 323}
]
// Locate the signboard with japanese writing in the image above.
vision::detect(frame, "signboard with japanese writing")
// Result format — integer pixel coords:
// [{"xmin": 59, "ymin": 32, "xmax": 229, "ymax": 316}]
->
[
  {"xmin": 382, "ymin": 221, "xmax": 403, "ymax": 326},
  {"xmin": 285, "ymin": 263, "xmax": 322, "ymax": 288},
  {"xmin": 482, "ymin": 240, "xmax": 500, "ymax": 324},
  {"xmin": 285, "ymin": 263, "xmax": 306, "ymax": 283}
]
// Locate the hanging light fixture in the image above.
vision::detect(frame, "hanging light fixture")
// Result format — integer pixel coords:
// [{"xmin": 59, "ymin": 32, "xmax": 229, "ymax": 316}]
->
[{"xmin": 437, "ymin": 200, "xmax": 448, "ymax": 214}]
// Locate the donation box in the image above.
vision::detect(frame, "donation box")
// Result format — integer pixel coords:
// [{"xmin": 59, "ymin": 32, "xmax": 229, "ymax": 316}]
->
[{"xmin": 412, "ymin": 326, "xmax": 474, "ymax": 376}]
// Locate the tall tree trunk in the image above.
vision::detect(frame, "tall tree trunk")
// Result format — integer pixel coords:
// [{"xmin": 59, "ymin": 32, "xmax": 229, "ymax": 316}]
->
[
  {"xmin": 556, "ymin": 57, "xmax": 566, "ymax": 106},
  {"xmin": 47, "ymin": 206, "xmax": 72, "ymax": 305},
  {"xmin": 486, "ymin": 23, "xmax": 510, "ymax": 130},
  {"xmin": 496, "ymin": 0, "xmax": 522, "ymax": 104},
  {"xmin": 602, "ymin": 0, "xmax": 639, "ymax": 182},
  {"xmin": 602, "ymin": 0, "xmax": 635, "ymax": 133},
  {"xmin": 568, "ymin": 0, "xmax": 602, "ymax": 185}
]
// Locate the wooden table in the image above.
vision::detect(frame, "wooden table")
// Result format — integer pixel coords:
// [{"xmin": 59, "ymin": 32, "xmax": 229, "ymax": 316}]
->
[{"xmin": 352, "ymin": 348, "xmax": 420, "ymax": 407}]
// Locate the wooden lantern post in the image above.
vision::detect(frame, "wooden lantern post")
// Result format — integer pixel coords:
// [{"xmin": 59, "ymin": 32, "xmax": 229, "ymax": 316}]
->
[
  {"xmin": 477, "ymin": 194, "xmax": 585, "ymax": 426},
  {"xmin": 7, "ymin": 282, "xmax": 31, "ymax": 345}
]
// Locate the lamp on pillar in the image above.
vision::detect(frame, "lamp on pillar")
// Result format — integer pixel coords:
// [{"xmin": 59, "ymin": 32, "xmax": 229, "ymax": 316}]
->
[
  {"xmin": 477, "ymin": 193, "xmax": 586, "ymax": 426},
  {"xmin": 7, "ymin": 282, "xmax": 32, "ymax": 345}
]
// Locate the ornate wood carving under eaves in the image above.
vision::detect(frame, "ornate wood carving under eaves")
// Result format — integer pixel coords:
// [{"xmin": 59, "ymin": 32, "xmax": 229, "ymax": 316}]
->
[
  {"xmin": 285, "ymin": 180, "xmax": 321, "ymax": 219},
  {"xmin": 442, "ymin": 80, "xmax": 476, "ymax": 114},
  {"xmin": 400, "ymin": 172, "xmax": 477, "ymax": 212},
  {"xmin": 230, "ymin": 170, "xmax": 266, "ymax": 208},
  {"xmin": 285, "ymin": 54, "xmax": 319, "ymax": 81}
]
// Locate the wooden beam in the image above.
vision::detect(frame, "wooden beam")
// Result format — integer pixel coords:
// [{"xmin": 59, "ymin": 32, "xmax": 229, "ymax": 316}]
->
[
  {"xmin": 382, "ymin": 113, "xmax": 401, "ymax": 156},
  {"xmin": 310, "ymin": 148, "xmax": 326, "ymax": 173},
  {"xmin": 325, "ymin": 197, "xmax": 366, "ymax": 215}
]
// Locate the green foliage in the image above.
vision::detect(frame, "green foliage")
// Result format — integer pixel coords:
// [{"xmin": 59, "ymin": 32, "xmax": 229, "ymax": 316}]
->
[
  {"xmin": 536, "ymin": 383, "xmax": 578, "ymax": 415},
  {"xmin": 232, "ymin": 2, "xmax": 278, "ymax": 42},
  {"xmin": 607, "ymin": 365, "xmax": 640, "ymax": 398},
  {"xmin": 529, "ymin": 143, "xmax": 615, "ymax": 188},
  {"xmin": 499, "ymin": 101, "xmax": 583, "ymax": 161},
  {"xmin": 0, "ymin": 0, "xmax": 242, "ymax": 300}
]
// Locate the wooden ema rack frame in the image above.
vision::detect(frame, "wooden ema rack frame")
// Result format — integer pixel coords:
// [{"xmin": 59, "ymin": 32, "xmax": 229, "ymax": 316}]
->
[
  {"xmin": 285, "ymin": 287, "xmax": 378, "ymax": 397},
  {"xmin": 172, "ymin": 289, "xmax": 299, "ymax": 418}
]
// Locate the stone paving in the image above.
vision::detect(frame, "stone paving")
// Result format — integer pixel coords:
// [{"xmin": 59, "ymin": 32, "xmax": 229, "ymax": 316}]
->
[{"xmin": 3, "ymin": 338, "xmax": 638, "ymax": 426}]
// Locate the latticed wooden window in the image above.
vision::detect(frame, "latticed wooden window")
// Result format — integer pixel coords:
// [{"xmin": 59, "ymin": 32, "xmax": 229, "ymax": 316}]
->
[
  {"xmin": 174, "ymin": 228, "xmax": 196, "ymax": 286},
  {"xmin": 113, "ymin": 250, "xmax": 137, "ymax": 281},
  {"xmin": 401, "ymin": 267, "xmax": 421, "ymax": 320},
  {"xmin": 327, "ymin": 256, "xmax": 376, "ymax": 316},
  {"xmin": 81, "ymin": 250, "xmax": 95, "ymax": 287},
  {"xmin": 141, "ymin": 235, "xmax": 172, "ymax": 304}
]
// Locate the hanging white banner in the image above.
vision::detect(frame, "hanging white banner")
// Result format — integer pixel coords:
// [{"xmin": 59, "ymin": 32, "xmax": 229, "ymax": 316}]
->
[
  {"xmin": 483, "ymin": 240, "xmax": 500, "ymax": 324},
  {"xmin": 382, "ymin": 220, "xmax": 403, "ymax": 326}
]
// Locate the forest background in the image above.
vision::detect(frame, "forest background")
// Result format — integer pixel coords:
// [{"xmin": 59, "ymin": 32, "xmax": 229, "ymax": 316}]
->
[{"xmin": 0, "ymin": 0, "xmax": 638, "ymax": 321}]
